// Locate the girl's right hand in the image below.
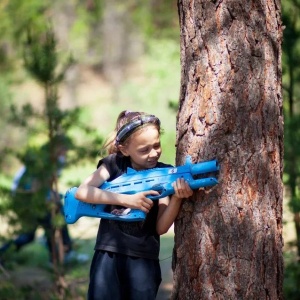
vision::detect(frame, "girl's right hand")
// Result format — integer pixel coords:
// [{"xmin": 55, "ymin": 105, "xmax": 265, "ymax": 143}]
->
[{"xmin": 124, "ymin": 190, "xmax": 160, "ymax": 213}]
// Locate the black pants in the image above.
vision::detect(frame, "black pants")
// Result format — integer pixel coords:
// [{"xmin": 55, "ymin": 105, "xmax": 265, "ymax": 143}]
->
[{"xmin": 88, "ymin": 251, "xmax": 162, "ymax": 300}]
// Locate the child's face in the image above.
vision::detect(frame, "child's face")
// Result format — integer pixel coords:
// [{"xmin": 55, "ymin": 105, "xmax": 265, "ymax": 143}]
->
[{"xmin": 120, "ymin": 125, "xmax": 162, "ymax": 170}]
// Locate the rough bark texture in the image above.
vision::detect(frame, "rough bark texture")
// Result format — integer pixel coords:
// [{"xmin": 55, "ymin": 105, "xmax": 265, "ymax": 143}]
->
[{"xmin": 172, "ymin": 0, "xmax": 284, "ymax": 299}]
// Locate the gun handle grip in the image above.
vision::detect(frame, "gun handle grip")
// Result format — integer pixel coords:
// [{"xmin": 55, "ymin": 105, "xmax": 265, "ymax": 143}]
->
[
  {"xmin": 147, "ymin": 188, "xmax": 170, "ymax": 200},
  {"xmin": 148, "ymin": 194, "xmax": 161, "ymax": 200}
]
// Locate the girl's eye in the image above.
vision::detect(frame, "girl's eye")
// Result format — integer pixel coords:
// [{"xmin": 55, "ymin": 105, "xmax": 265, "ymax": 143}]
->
[{"xmin": 139, "ymin": 148, "xmax": 149, "ymax": 154}]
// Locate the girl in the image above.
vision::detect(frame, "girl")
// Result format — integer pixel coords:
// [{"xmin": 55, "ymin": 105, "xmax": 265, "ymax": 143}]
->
[{"xmin": 75, "ymin": 110, "xmax": 193, "ymax": 300}]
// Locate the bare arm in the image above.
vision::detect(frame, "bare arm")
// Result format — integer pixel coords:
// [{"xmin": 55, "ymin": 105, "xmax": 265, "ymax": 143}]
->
[
  {"xmin": 75, "ymin": 164, "xmax": 159, "ymax": 213},
  {"xmin": 156, "ymin": 178, "xmax": 193, "ymax": 235}
]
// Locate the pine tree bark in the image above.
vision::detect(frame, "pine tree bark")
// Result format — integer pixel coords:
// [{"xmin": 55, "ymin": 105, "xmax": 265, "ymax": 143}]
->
[{"xmin": 172, "ymin": 1, "xmax": 284, "ymax": 299}]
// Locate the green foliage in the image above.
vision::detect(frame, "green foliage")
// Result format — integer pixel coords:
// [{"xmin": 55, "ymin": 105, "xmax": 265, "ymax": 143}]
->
[
  {"xmin": 0, "ymin": 185, "xmax": 11, "ymax": 220},
  {"xmin": 284, "ymin": 258, "xmax": 300, "ymax": 299},
  {"xmin": 284, "ymin": 110, "xmax": 300, "ymax": 217},
  {"xmin": 0, "ymin": 281, "xmax": 24, "ymax": 300},
  {"xmin": 0, "ymin": 75, "xmax": 14, "ymax": 165},
  {"xmin": 132, "ymin": 1, "xmax": 179, "ymax": 40},
  {"xmin": 0, "ymin": 0, "xmax": 51, "ymax": 71},
  {"xmin": 4, "ymin": 0, "xmax": 50, "ymax": 42},
  {"xmin": 0, "ymin": 25, "xmax": 103, "ymax": 296},
  {"xmin": 282, "ymin": 0, "xmax": 300, "ymax": 219},
  {"xmin": 24, "ymin": 28, "xmax": 59, "ymax": 84},
  {"xmin": 284, "ymin": 116, "xmax": 300, "ymax": 175},
  {"xmin": 289, "ymin": 196, "xmax": 300, "ymax": 213},
  {"xmin": 282, "ymin": 1, "xmax": 300, "ymax": 106}
]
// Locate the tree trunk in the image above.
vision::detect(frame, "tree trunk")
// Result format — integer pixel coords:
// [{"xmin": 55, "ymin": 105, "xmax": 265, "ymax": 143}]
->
[{"xmin": 172, "ymin": 1, "xmax": 284, "ymax": 299}]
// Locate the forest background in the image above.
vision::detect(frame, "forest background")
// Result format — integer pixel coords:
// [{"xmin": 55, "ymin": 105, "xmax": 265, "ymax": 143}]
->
[{"xmin": 0, "ymin": 0, "xmax": 299, "ymax": 299}]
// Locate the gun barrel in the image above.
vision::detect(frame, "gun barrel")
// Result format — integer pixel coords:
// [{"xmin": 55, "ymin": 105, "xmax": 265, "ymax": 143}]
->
[
  {"xmin": 189, "ymin": 177, "xmax": 218, "ymax": 189},
  {"xmin": 190, "ymin": 160, "xmax": 219, "ymax": 175}
]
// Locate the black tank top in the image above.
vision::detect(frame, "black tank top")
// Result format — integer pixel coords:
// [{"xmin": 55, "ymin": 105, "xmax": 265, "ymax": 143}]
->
[{"xmin": 94, "ymin": 153, "xmax": 172, "ymax": 260}]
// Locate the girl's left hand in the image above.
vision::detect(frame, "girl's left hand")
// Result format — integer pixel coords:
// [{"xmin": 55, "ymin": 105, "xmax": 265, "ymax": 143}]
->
[{"xmin": 172, "ymin": 178, "xmax": 193, "ymax": 199}]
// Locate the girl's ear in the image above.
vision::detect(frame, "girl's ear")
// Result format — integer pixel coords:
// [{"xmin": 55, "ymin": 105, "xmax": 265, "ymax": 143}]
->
[{"xmin": 118, "ymin": 145, "xmax": 129, "ymax": 157}]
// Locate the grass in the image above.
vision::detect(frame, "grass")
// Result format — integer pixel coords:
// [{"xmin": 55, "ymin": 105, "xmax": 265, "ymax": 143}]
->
[{"xmin": 0, "ymin": 230, "xmax": 175, "ymax": 300}]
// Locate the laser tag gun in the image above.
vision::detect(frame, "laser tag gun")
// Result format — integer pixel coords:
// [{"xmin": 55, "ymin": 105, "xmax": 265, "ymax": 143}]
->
[{"xmin": 64, "ymin": 155, "xmax": 219, "ymax": 223}]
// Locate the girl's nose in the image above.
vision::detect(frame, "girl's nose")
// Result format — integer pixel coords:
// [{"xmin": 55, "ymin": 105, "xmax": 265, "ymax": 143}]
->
[{"xmin": 149, "ymin": 148, "xmax": 158, "ymax": 158}]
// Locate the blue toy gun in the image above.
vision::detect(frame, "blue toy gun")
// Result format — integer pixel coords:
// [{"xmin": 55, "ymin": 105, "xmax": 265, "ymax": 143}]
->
[{"xmin": 64, "ymin": 156, "xmax": 219, "ymax": 223}]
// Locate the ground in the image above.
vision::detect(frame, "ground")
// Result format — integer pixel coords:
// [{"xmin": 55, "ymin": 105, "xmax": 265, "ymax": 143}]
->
[{"xmin": 0, "ymin": 218, "xmax": 175, "ymax": 300}]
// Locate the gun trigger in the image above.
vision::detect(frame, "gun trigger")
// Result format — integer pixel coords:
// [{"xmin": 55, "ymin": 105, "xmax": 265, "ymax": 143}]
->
[{"xmin": 151, "ymin": 184, "xmax": 165, "ymax": 196}]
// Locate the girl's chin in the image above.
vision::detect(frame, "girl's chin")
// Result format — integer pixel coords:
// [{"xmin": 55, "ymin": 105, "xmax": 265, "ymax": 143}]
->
[{"xmin": 147, "ymin": 162, "xmax": 158, "ymax": 169}]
